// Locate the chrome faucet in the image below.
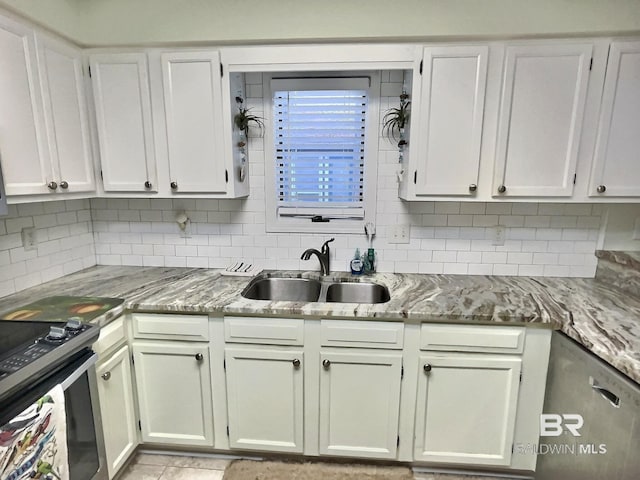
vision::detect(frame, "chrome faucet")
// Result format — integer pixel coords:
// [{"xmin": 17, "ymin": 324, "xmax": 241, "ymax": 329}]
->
[{"xmin": 301, "ymin": 238, "xmax": 335, "ymax": 276}]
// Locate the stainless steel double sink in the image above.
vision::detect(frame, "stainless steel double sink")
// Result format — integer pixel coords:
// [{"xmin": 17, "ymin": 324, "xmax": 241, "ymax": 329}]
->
[{"xmin": 241, "ymin": 275, "xmax": 390, "ymax": 304}]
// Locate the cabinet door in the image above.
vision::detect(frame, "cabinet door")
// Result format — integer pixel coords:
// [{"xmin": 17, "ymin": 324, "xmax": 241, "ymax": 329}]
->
[
  {"xmin": 0, "ymin": 15, "xmax": 52, "ymax": 196},
  {"xmin": 36, "ymin": 35, "xmax": 94, "ymax": 193},
  {"xmin": 133, "ymin": 342, "xmax": 214, "ymax": 446},
  {"xmin": 493, "ymin": 44, "xmax": 592, "ymax": 197},
  {"xmin": 225, "ymin": 347, "xmax": 304, "ymax": 453},
  {"xmin": 589, "ymin": 41, "xmax": 640, "ymax": 197},
  {"xmin": 162, "ymin": 51, "xmax": 226, "ymax": 193},
  {"xmin": 319, "ymin": 350, "xmax": 402, "ymax": 459},
  {"xmin": 96, "ymin": 345, "xmax": 137, "ymax": 479},
  {"xmin": 414, "ymin": 353, "xmax": 521, "ymax": 466},
  {"xmin": 90, "ymin": 53, "xmax": 157, "ymax": 192},
  {"xmin": 415, "ymin": 45, "xmax": 488, "ymax": 196}
]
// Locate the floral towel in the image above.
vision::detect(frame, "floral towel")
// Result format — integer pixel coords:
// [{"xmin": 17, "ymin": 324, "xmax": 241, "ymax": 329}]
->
[{"xmin": 0, "ymin": 385, "xmax": 69, "ymax": 480}]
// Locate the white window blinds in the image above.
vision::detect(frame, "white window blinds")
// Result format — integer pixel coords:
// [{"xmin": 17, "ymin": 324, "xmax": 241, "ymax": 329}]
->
[{"xmin": 272, "ymin": 78, "xmax": 370, "ymax": 218}]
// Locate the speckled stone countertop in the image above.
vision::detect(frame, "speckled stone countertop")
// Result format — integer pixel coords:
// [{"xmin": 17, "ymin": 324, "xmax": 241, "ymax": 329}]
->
[{"xmin": 0, "ymin": 266, "xmax": 638, "ymax": 384}]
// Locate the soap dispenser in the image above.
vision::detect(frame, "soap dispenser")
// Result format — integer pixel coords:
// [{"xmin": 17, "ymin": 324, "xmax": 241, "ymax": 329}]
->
[{"xmin": 350, "ymin": 248, "xmax": 364, "ymax": 275}]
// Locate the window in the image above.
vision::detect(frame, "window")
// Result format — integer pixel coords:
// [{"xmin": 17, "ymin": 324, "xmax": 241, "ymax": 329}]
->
[{"xmin": 265, "ymin": 75, "xmax": 380, "ymax": 233}]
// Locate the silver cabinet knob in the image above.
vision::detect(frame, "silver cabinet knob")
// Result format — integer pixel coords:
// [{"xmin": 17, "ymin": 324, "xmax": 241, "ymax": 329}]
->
[
  {"xmin": 170, "ymin": 181, "xmax": 178, "ymax": 190},
  {"xmin": 322, "ymin": 359, "xmax": 331, "ymax": 370},
  {"xmin": 596, "ymin": 185, "xmax": 606, "ymax": 193},
  {"xmin": 423, "ymin": 364, "xmax": 432, "ymax": 373},
  {"xmin": 144, "ymin": 181, "xmax": 152, "ymax": 189},
  {"xmin": 59, "ymin": 181, "xmax": 69, "ymax": 189},
  {"xmin": 497, "ymin": 185, "xmax": 507, "ymax": 194},
  {"xmin": 195, "ymin": 353, "xmax": 204, "ymax": 362},
  {"xmin": 292, "ymin": 358, "xmax": 301, "ymax": 368},
  {"xmin": 469, "ymin": 184, "xmax": 477, "ymax": 192},
  {"xmin": 47, "ymin": 181, "xmax": 58, "ymax": 190},
  {"xmin": 101, "ymin": 371, "xmax": 111, "ymax": 381}
]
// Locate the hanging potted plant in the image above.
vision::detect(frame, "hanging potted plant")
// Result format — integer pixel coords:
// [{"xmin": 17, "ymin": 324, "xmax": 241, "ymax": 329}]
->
[
  {"xmin": 382, "ymin": 93, "xmax": 410, "ymax": 143},
  {"xmin": 234, "ymin": 97, "xmax": 264, "ymax": 138}
]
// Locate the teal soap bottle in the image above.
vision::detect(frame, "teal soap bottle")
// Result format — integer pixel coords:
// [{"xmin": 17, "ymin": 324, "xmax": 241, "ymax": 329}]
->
[{"xmin": 364, "ymin": 248, "xmax": 376, "ymax": 274}]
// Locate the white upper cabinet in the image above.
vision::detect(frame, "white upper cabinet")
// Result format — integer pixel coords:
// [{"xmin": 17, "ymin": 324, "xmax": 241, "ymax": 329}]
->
[
  {"xmin": 589, "ymin": 41, "xmax": 640, "ymax": 197},
  {"xmin": 492, "ymin": 43, "xmax": 592, "ymax": 197},
  {"xmin": 90, "ymin": 53, "xmax": 157, "ymax": 193},
  {"xmin": 415, "ymin": 45, "xmax": 488, "ymax": 196},
  {"xmin": 36, "ymin": 34, "xmax": 94, "ymax": 193},
  {"xmin": 161, "ymin": 51, "xmax": 227, "ymax": 193},
  {"xmin": 0, "ymin": 15, "xmax": 51, "ymax": 196}
]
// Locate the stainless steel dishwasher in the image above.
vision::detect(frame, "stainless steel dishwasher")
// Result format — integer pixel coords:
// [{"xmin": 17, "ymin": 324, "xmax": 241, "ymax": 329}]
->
[{"xmin": 536, "ymin": 332, "xmax": 640, "ymax": 479}]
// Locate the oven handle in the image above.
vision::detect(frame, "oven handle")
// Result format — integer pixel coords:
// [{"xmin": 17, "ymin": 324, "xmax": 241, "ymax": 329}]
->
[{"xmin": 61, "ymin": 353, "xmax": 98, "ymax": 391}]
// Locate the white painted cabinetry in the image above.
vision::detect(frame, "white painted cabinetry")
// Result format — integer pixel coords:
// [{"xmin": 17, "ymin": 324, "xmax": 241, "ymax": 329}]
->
[
  {"xmin": 161, "ymin": 51, "xmax": 227, "ymax": 194},
  {"xmin": 589, "ymin": 40, "xmax": 640, "ymax": 197},
  {"xmin": 492, "ymin": 43, "xmax": 592, "ymax": 197},
  {"xmin": 36, "ymin": 34, "xmax": 94, "ymax": 193},
  {"xmin": 414, "ymin": 324, "xmax": 527, "ymax": 467},
  {"xmin": 0, "ymin": 14, "xmax": 94, "ymax": 197},
  {"xmin": 414, "ymin": 45, "xmax": 488, "ymax": 196},
  {"xmin": 90, "ymin": 53, "xmax": 157, "ymax": 193},
  {"xmin": 96, "ymin": 345, "xmax": 137, "ymax": 478},
  {"xmin": 132, "ymin": 341, "xmax": 214, "ymax": 446},
  {"xmin": 130, "ymin": 312, "xmax": 213, "ymax": 447},
  {"xmin": 318, "ymin": 350, "xmax": 403, "ymax": 459},
  {"xmin": 414, "ymin": 353, "xmax": 521, "ymax": 466},
  {"xmin": 225, "ymin": 347, "xmax": 304, "ymax": 453},
  {"xmin": 0, "ymin": 14, "xmax": 50, "ymax": 196},
  {"xmin": 93, "ymin": 317, "xmax": 137, "ymax": 479}
]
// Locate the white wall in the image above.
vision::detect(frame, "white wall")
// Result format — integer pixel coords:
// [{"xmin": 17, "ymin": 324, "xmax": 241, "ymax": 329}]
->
[
  {"xmin": 0, "ymin": 200, "xmax": 96, "ymax": 298},
  {"xmin": 90, "ymin": 73, "xmax": 604, "ymax": 278},
  {"xmin": 1, "ymin": 0, "xmax": 640, "ymax": 46}
]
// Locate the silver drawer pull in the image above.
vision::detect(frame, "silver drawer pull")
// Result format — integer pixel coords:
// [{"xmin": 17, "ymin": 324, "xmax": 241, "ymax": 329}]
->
[
  {"xmin": 101, "ymin": 371, "xmax": 111, "ymax": 381},
  {"xmin": 590, "ymin": 377, "xmax": 620, "ymax": 407}
]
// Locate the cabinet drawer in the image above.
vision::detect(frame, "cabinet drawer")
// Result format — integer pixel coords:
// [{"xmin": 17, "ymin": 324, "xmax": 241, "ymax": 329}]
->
[
  {"xmin": 224, "ymin": 317, "xmax": 303, "ymax": 346},
  {"xmin": 320, "ymin": 320, "xmax": 404, "ymax": 349},
  {"xmin": 420, "ymin": 324, "xmax": 525, "ymax": 354},
  {"xmin": 93, "ymin": 316, "xmax": 126, "ymax": 356},
  {"xmin": 132, "ymin": 313, "xmax": 209, "ymax": 341}
]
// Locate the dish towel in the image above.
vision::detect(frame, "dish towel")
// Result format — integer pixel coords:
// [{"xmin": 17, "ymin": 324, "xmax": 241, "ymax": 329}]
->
[{"xmin": 0, "ymin": 384, "xmax": 69, "ymax": 480}]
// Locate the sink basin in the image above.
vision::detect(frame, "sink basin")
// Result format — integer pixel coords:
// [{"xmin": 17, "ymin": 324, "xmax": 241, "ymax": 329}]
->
[
  {"xmin": 325, "ymin": 282, "xmax": 390, "ymax": 304},
  {"xmin": 242, "ymin": 277, "xmax": 322, "ymax": 302}
]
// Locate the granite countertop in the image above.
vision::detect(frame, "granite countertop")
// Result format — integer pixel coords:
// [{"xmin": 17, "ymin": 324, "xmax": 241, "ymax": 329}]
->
[{"xmin": 0, "ymin": 265, "xmax": 638, "ymax": 384}]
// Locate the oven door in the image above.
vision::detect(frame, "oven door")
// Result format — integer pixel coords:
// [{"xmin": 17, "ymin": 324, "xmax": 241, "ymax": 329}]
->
[{"xmin": 0, "ymin": 350, "xmax": 108, "ymax": 480}]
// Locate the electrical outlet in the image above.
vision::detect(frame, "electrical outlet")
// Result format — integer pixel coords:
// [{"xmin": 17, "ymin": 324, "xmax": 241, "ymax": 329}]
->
[
  {"xmin": 491, "ymin": 225, "xmax": 506, "ymax": 246},
  {"xmin": 389, "ymin": 225, "xmax": 410, "ymax": 244},
  {"xmin": 633, "ymin": 216, "xmax": 640, "ymax": 240},
  {"xmin": 21, "ymin": 227, "xmax": 37, "ymax": 251}
]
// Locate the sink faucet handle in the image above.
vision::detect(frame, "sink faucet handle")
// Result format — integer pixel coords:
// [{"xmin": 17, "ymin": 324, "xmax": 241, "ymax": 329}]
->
[{"xmin": 321, "ymin": 238, "xmax": 335, "ymax": 253}]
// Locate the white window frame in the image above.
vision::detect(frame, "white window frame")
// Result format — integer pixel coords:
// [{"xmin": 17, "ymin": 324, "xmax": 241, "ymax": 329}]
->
[{"xmin": 263, "ymin": 71, "xmax": 380, "ymax": 234}]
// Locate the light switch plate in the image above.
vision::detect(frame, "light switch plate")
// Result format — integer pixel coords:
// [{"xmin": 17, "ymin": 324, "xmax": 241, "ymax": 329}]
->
[
  {"xmin": 389, "ymin": 225, "xmax": 410, "ymax": 244},
  {"xmin": 491, "ymin": 225, "xmax": 506, "ymax": 246}
]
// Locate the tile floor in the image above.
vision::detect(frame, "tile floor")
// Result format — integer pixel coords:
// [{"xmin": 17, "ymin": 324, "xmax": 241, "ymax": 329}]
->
[{"xmin": 119, "ymin": 452, "xmax": 511, "ymax": 480}]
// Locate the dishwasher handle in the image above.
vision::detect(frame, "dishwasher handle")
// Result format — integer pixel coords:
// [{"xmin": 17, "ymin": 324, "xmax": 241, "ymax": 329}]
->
[{"xmin": 590, "ymin": 377, "xmax": 620, "ymax": 408}]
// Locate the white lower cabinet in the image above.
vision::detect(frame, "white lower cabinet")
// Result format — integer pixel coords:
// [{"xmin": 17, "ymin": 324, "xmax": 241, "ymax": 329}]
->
[
  {"xmin": 225, "ymin": 346, "xmax": 304, "ymax": 453},
  {"xmin": 96, "ymin": 345, "xmax": 137, "ymax": 479},
  {"xmin": 122, "ymin": 314, "xmax": 549, "ymax": 473},
  {"xmin": 413, "ymin": 353, "xmax": 522, "ymax": 466},
  {"xmin": 132, "ymin": 341, "xmax": 214, "ymax": 446},
  {"xmin": 318, "ymin": 350, "xmax": 403, "ymax": 459}
]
